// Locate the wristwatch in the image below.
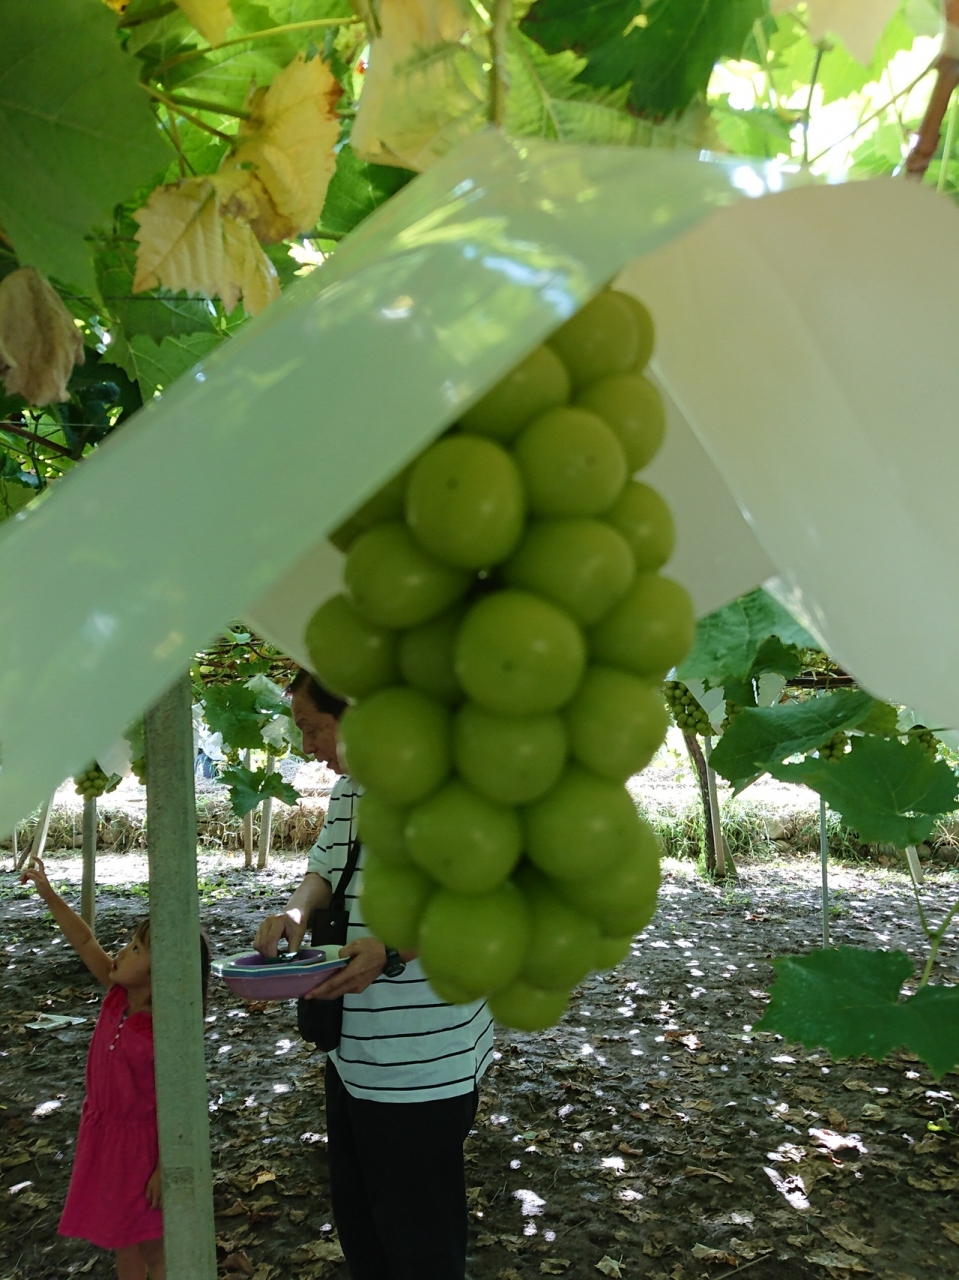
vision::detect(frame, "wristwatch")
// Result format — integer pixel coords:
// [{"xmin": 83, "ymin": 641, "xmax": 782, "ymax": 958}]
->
[{"xmin": 382, "ymin": 947, "xmax": 406, "ymax": 978}]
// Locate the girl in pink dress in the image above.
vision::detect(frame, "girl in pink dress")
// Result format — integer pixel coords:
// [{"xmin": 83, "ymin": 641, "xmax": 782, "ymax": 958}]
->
[{"xmin": 21, "ymin": 858, "xmax": 209, "ymax": 1280}]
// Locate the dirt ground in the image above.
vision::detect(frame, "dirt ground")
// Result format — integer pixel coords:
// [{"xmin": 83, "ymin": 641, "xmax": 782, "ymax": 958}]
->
[{"xmin": 2, "ymin": 846, "xmax": 958, "ymax": 1280}]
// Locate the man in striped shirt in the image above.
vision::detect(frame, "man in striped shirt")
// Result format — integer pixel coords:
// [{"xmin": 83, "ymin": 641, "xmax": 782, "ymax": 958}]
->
[{"xmin": 254, "ymin": 672, "xmax": 494, "ymax": 1280}]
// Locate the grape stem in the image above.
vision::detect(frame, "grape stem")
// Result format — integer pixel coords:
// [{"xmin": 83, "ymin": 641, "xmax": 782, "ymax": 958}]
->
[
  {"xmin": 487, "ymin": 0, "xmax": 510, "ymax": 129},
  {"xmin": 905, "ymin": 854, "xmax": 959, "ymax": 988}
]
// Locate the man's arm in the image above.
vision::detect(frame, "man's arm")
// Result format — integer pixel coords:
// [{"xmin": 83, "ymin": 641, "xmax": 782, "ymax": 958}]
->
[{"xmin": 253, "ymin": 872, "xmax": 333, "ymax": 956}]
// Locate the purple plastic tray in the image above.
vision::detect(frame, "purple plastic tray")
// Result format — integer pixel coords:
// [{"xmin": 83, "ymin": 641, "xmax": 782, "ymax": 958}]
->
[{"xmin": 214, "ymin": 949, "xmax": 348, "ymax": 1001}]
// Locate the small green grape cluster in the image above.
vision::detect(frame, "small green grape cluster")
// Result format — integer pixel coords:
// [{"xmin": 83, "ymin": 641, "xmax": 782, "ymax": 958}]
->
[
  {"xmin": 131, "ymin": 756, "xmax": 147, "ymax": 786},
  {"xmin": 306, "ymin": 288, "xmax": 696, "ymax": 1032},
  {"xmin": 909, "ymin": 726, "xmax": 939, "ymax": 758},
  {"xmin": 74, "ymin": 763, "xmax": 119, "ymax": 800},
  {"xmin": 818, "ymin": 731, "xmax": 848, "ymax": 762},
  {"xmin": 664, "ymin": 681, "xmax": 711, "ymax": 736},
  {"xmin": 720, "ymin": 701, "xmax": 742, "ymax": 734}
]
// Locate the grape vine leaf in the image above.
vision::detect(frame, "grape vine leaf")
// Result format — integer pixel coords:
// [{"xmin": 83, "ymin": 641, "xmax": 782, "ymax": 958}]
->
[
  {"xmin": 127, "ymin": 332, "xmax": 223, "ymax": 400},
  {"xmin": 319, "ymin": 145, "xmax": 416, "ymax": 238},
  {"xmin": 677, "ymin": 588, "xmax": 816, "ymax": 688},
  {"xmin": 770, "ymin": 0, "xmax": 899, "ymax": 64},
  {"xmin": 709, "ymin": 689, "xmax": 875, "ymax": 787},
  {"xmin": 522, "ymin": 0, "xmax": 763, "ymax": 116},
  {"xmin": 759, "ymin": 946, "xmax": 959, "ymax": 1079},
  {"xmin": 175, "ymin": 0, "xmax": 235, "ymax": 47},
  {"xmin": 219, "ymin": 763, "xmax": 299, "ymax": 818},
  {"xmin": 0, "ymin": 0, "xmax": 170, "ymax": 294},
  {"xmin": 203, "ymin": 684, "xmax": 273, "ymax": 751},
  {"xmin": 770, "ymin": 736, "xmax": 959, "ymax": 847}
]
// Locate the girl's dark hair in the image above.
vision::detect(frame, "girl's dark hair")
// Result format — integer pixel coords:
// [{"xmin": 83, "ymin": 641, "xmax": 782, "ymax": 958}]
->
[
  {"xmin": 287, "ymin": 667, "xmax": 349, "ymax": 719},
  {"xmin": 134, "ymin": 919, "xmax": 212, "ymax": 1014}
]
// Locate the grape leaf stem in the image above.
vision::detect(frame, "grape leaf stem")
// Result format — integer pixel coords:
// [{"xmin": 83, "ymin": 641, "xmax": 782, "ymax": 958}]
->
[
  {"xmin": 905, "ymin": 855, "xmax": 959, "ymax": 987},
  {"xmin": 153, "ymin": 18, "xmax": 364, "ymax": 75},
  {"xmin": 808, "ymin": 59, "xmax": 938, "ymax": 166},
  {"xmin": 487, "ymin": 0, "xmax": 511, "ymax": 129},
  {"xmin": 142, "ymin": 85, "xmax": 235, "ymax": 142},
  {"xmin": 802, "ymin": 44, "xmax": 826, "ymax": 168}
]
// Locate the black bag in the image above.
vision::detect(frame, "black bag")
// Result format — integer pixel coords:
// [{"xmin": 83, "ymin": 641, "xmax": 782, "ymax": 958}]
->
[{"xmin": 296, "ymin": 837, "xmax": 361, "ymax": 1051}]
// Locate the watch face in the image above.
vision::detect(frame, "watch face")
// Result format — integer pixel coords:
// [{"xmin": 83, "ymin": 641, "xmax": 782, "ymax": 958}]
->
[{"xmin": 384, "ymin": 951, "xmax": 406, "ymax": 977}]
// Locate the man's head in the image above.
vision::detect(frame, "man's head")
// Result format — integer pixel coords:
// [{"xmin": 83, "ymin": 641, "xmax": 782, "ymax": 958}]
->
[{"xmin": 288, "ymin": 670, "xmax": 348, "ymax": 773}]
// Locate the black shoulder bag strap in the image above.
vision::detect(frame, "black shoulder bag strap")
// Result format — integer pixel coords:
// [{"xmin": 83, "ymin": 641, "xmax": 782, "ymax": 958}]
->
[{"xmin": 309, "ymin": 835, "xmax": 362, "ymax": 947}]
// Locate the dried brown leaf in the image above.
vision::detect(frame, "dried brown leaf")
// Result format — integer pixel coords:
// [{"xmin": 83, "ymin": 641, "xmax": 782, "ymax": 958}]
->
[
  {"xmin": 175, "ymin": 0, "xmax": 233, "ymax": 45},
  {"xmin": 821, "ymin": 1225, "xmax": 878, "ymax": 1257},
  {"xmin": 942, "ymin": 1222, "xmax": 959, "ymax": 1246},
  {"xmin": 0, "ymin": 267, "xmax": 84, "ymax": 404},
  {"xmin": 595, "ymin": 1258, "xmax": 624, "ymax": 1278}
]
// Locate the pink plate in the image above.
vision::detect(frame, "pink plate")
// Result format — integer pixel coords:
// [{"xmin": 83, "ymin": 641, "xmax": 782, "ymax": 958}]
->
[{"xmin": 214, "ymin": 949, "xmax": 348, "ymax": 1001}]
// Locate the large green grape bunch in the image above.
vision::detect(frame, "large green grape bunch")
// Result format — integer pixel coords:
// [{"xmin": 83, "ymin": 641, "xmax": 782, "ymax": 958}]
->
[
  {"xmin": 74, "ymin": 763, "xmax": 121, "ymax": 800},
  {"xmin": 663, "ymin": 681, "xmax": 711, "ymax": 737},
  {"xmin": 305, "ymin": 287, "xmax": 695, "ymax": 1031}
]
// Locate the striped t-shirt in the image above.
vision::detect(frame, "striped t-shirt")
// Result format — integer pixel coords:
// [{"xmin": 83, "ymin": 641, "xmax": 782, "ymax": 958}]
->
[{"xmin": 306, "ymin": 775, "xmax": 494, "ymax": 1103}]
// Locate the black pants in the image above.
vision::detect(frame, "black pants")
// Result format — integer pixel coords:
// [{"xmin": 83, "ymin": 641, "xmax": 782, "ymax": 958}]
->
[{"xmin": 324, "ymin": 1058, "xmax": 478, "ymax": 1280}]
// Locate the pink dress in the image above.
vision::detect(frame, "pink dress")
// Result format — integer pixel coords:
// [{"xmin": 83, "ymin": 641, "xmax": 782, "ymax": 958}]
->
[{"xmin": 59, "ymin": 984, "xmax": 163, "ymax": 1249}]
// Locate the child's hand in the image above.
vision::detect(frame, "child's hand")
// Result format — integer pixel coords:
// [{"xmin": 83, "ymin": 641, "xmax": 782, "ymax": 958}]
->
[
  {"xmin": 145, "ymin": 1166, "xmax": 162, "ymax": 1209},
  {"xmin": 20, "ymin": 858, "xmax": 52, "ymax": 899}
]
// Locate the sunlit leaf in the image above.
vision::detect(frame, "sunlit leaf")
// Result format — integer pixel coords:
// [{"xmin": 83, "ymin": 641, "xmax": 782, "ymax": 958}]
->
[
  {"xmin": 351, "ymin": 0, "xmax": 487, "ymax": 170},
  {"xmin": 770, "ymin": 0, "xmax": 900, "ymax": 64},
  {"xmin": 175, "ymin": 0, "xmax": 235, "ymax": 46},
  {"xmin": 771, "ymin": 736, "xmax": 959, "ymax": 847},
  {"xmin": 232, "ymin": 52, "xmax": 342, "ymax": 238},
  {"xmin": 0, "ymin": 0, "xmax": 170, "ymax": 292}
]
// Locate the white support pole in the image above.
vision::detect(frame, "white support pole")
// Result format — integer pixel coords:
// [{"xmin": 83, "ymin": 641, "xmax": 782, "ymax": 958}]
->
[
  {"xmin": 80, "ymin": 796, "xmax": 97, "ymax": 928},
  {"xmin": 257, "ymin": 751, "xmax": 275, "ymax": 870},
  {"xmin": 702, "ymin": 736, "xmax": 726, "ymax": 878},
  {"xmin": 145, "ymin": 676, "xmax": 216, "ymax": 1280},
  {"xmin": 820, "ymin": 794, "xmax": 830, "ymax": 948},
  {"xmin": 241, "ymin": 749, "xmax": 254, "ymax": 868}
]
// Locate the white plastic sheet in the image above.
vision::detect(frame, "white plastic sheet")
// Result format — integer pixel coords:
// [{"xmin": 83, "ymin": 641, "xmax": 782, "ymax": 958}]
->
[{"xmin": 1, "ymin": 132, "xmax": 958, "ymax": 832}]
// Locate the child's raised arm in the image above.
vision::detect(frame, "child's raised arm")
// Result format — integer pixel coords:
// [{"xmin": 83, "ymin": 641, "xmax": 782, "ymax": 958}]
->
[{"xmin": 21, "ymin": 859, "xmax": 113, "ymax": 987}]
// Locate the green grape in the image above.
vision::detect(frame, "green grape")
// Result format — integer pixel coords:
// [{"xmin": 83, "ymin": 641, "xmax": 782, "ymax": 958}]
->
[
  {"xmin": 328, "ymin": 466, "xmax": 412, "ymax": 550},
  {"xmin": 405, "ymin": 435, "xmax": 526, "ymax": 570},
  {"xmin": 908, "ymin": 725, "xmax": 939, "ymax": 758},
  {"xmin": 594, "ymin": 934, "xmax": 632, "ymax": 970},
  {"xmin": 131, "ymin": 756, "xmax": 147, "ymax": 786},
  {"xmin": 453, "ymin": 702, "xmax": 567, "ymax": 805},
  {"xmin": 546, "ymin": 291, "xmax": 640, "ymax": 389},
  {"xmin": 74, "ymin": 763, "xmax": 110, "ymax": 800},
  {"xmin": 515, "ymin": 864, "xmax": 600, "ymax": 991},
  {"xmin": 553, "ymin": 819, "xmax": 660, "ymax": 929},
  {"xmin": 818, "ymin": 731, "xmax": 848, "ymax": 762},
  {"xmin": 616, "ymin": 290, "xmax": 655, "ymax": 372},
  {"xmin": 361, "ymin": 857, "xmax": 435, "ymax": 951},
  {"xmin": 339, "ymin": 686, "xmax": 450, "ymax": 806},
  {"xmin": 454, "ymin": 590, "xmax": 586, "ymax": 717},
  {"xmin": 305, "ymin": 593, "xmax": 398, "ymax": 699},
  {"xmin": 428, "ymin": 973, "xmax": 485, "ymax": 1005},
  {"xmin": 524, "ymin": 765, "xmax": 642, "ymax": 881},
  {"xmin": 502, "ymin": 518, "xmax": 635, "ymax": 627},
  {"xmin": 566, "ymin": 666, "xmax": 669, "ymax": 781},
  {"xmin": 575, "ymin": 374, "xmax": 665, "ymax": 472},
  {"xmin": 720, "ymin": 700, "xmax": 742, "ymax": 734},
  {"xmin": 664, "ymin": 681, "xmax": 711, "ymax": 737},
  {"xmin": 397, "ymin": 604, "xmax": 466, "ymax": 706},
  {"xmin": 589, "ymin": 574, "xmax": 695, "ymax": 679},
  {"xmin": 487, "ymin": 979, "xmax": 570, "ymax": 1031},
  {"xmin": 344, "ymin": 522, "xmax": 469, "ymax": 628},
  {"xmin": 513, "ymin": 407, "xmax": 628, "ymax": 518},
  {"xmin": 418, "ymin": 880, "xmax": 530, "ymax": 997},
  {"xmin": 406, "ymin": 779, "xmax": 523, "ymax": 895},
  {"xmin": 356, "ymin": 793, "xmax": 412, "ymax": 864},
  {"xmin": 459, "ymin": 344, "xmax": 570, "ymax": 442},
  {"xmin": 604, "ymin": 481, "xmax": 675, "ymax": 572}
]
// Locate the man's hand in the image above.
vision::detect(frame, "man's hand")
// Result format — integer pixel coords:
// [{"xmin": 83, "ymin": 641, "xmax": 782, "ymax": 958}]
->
[
  {"xmin": 304, "ymin": 937, "xmax": 387, "ymax": 1001},
  {"xmin": 253, "ymin": 909, "xmax": 307, "ymax": 958},
  {"xmin": 145, "ymin": 1166, "xmax": 162, "ymax": 1209}
]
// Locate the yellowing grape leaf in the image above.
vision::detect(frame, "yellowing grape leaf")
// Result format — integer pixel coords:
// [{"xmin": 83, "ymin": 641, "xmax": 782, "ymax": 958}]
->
[
  {"xmin": 351, "ymin": 0, "xmax": 488, "ymax": 171},
  {"xmin": 0, "ymin": 267, "xmax": 84, "ymax": 405},
  {"xmin": 232, "ymin": 53, "xmax": 342, "ymax": 239},
  {"xmin": 133, "ymin": 178, "xmax": 279, "ymax": 316},
  {"xmin": 174, "ymin": 0, "xmax": 234, "ymax": 46},
  {"xmin": 770, "ymin": 0, "xmax": 899, "ymax": 64}
]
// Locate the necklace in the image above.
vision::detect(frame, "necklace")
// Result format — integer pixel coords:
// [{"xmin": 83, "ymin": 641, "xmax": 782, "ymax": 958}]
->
[{"xmin": 108, "ymin": 1008, "xmax": 129, "ymax": 1052}]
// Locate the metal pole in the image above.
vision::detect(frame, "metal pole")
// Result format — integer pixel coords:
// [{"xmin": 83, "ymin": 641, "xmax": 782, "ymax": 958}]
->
[
  {"xmin": 820, "ymin": 794, "xmax": 830, "ymax": 948},
  {"xmin": 145, "ymin": 675, "xmax": 216, "ymax": 1280},
  {"xmin": 702, "ymin": 736, "xmax": 726, "ymax": 879},
  {"xmin": 80, "ymin": 796, "xmax": 97, "ymax": 928}
]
